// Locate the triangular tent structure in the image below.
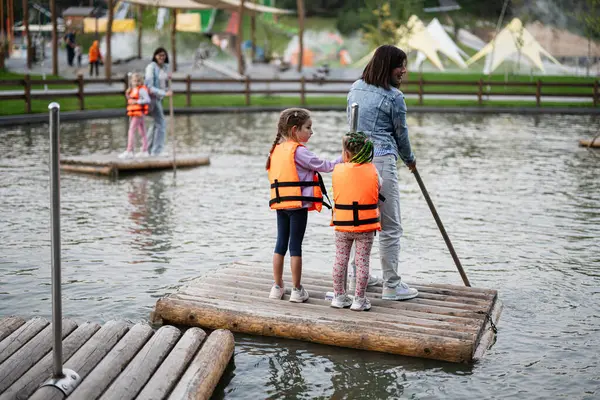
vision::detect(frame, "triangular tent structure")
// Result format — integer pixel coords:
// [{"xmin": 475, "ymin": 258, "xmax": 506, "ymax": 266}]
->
[
  {"xmin": 355, "ymin": 15, "xmax": 445, "ymax": 71},
  {"xmin": 415, "ymin": 18, "xmax": 467, "ymax": 69},
  {"xmin": 466, "ymin": 18, "xmax": 563, "ymax": 74}
]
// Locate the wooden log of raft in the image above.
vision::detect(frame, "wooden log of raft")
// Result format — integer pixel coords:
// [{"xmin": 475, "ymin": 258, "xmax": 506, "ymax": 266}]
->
[
  {"xmin": 176, "ymin": 289, "xmax": 476, "ymax": 340},
  {"xmin": 155, "ymin": 297, "xmax": 473, "ymax": 363},
  {"xmin": 579, "ymin": 138, "xmax": 600, "ymax": 148},
  {"xmin": 198, "ymin": 274, "xmax": 485, "ymax": 319},
  {"xmin": 0, "ymin": 316, "xmax": 25, "ymax": 342},
  {"xmin": 0, "ymin": 317, "xmax": 48, "ymax": 364},
  {"xmin": 180, "ymin": 283, "xmax": 481, "ymax": 331},
  {"xmin": 135, "ymin": 327, "xmax": 207, "ymax": 400},
  {"xmin": 68, "ymin": 323, "xmax": 154, "ymax": 400},
  {"xmin": 60, "ymin": 164, "xmax": 114, "ymax": 176},
  {"xmin": 167, "ymin": 329, "xmax": 235, "ymax": 400},
  {"xmin": 230, "ymin": 263, "xmax": 497, "ymax": 299},
  {"xmin": 29, "ymin": 320, "xmax": 129, "ymax": 400},
  {"xmin": 98, "ymin": 325, "xmax": 181, "ymax": 400},
  {"xmin": 473, "ymin": 298, "xmax": 504, "ymax": 362},
  {"xmin": 0, "ymin": 322, "xmax": 100, "ymax": 400},
  {"xmin": 0, "ymin": 319, "xmax": 77, "ymax": 393}
]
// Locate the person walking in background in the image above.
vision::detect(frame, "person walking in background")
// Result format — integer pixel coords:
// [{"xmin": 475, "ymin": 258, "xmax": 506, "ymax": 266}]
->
[
  {"xmin": 266, "ymin": 108, "xmax": 342, "ymax": 303},
  {"xmin": 144, "ymin": 47, "xmax": 172, "ymax": 156},
  {"xmin": 120, "ymin": 73, "xmax": 150, "ymax": 159},
  {"xmin": 63, "ymin": 28, "xmax": 76, "ymax": 67},
  {"xmin": 330, "ymin": 132, "xmax": 381, "ymax": 312},
  {"xmin": 346, "ymin": 44, "xmax": 419, "ymax": 301},
  {"xmin": 75, "ymin": 44, "xmax": 82, "ymax": 68},
  {"xmin": 88, "ymin": 40, "xmax": 101, "ymax": 77}
]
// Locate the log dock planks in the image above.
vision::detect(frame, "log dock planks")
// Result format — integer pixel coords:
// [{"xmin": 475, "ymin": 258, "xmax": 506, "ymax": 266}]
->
[
  {"xmin": 60, "ymin": 154, "xmax": 210, "ymax": 176},
  {"xmin": 151, "ymin": 262, "xmax": 502, "ymax": 364},
  {"xmin": 0, "ymin": 317, "xmax": 234, "ymax": 400}
]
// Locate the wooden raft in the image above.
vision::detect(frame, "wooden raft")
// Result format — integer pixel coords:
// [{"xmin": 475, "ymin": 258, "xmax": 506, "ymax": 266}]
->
[
  {"xmin": 0, "ymin": 316, "xmax": 234, "ymax": 400},
  {"xmin": 60, "ymin": 154, "xmax": 210, "ymax": 176},
  {"xmin": 151, "ymin": 262, "xmax": 502, "ymax": 364},
  {"xmin": 579, "ymin": 138, "xmax": 600, "ymax": 148}
]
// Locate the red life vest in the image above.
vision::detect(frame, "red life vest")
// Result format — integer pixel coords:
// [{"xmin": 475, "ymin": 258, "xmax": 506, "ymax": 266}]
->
[
  {"xmin": 332, "ymin": 162, "xmax": 382, "ymax": 232},
  {"xmin": 127, "ymin": 85, "xmax": 149, "ymax": 117},
  {"xmin": 267, "ymin": 141, "xmax": 330, "ymax": 212}
]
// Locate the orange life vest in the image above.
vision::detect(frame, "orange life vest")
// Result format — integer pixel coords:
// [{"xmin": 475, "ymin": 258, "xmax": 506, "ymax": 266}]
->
[
  {"xmin": 88, "ymin": 45, "xmax": 100, "ymax": 62},
  {"xmin": 331, "ymin": 162, "xmax": 382, "ymax": 232},
  {"xmin": 267, "ymin": 141, "xmax": 330, "ymax": 212},
  {"xmin": 127, "ymin": 86, "xmax": 149, "ymax": 117}
]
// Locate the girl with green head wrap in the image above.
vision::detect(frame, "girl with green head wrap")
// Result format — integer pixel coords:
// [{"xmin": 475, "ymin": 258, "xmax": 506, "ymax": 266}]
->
[{"xmin": 342, "ymin": 132, "xmax": 374, "ymax": 164}]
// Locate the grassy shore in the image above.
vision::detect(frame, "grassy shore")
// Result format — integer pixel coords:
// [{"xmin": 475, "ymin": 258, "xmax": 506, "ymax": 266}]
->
[{"xmin": 0, "ymin": 93, "xmax": 594, "ymax": 117}]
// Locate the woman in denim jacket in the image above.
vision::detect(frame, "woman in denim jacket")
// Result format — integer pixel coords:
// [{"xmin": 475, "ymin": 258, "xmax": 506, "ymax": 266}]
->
[
  {"xmin": 346, "ymin": 45, "xmax": 418, "ymax": 301},
  {"xmin": 144, "ymin": 47, "xmax": 173, "ymax": 156}
]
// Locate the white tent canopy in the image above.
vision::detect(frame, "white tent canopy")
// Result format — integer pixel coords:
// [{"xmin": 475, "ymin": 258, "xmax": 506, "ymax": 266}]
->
[
  {"xmin": 415, "ymin": 18, "xmax": 467, "ymax": 69},
  {"xmin": 355, "ymin": 15, "xmax": 445, "ymax": 71},
  {"xmin": 466, "ymin": 18, "xmax": 563, "ymax": 74}
]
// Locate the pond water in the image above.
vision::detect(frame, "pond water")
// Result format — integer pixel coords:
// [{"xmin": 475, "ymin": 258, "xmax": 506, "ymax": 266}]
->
[{"xmin": 1, "ymin": 111, "xmax": 599, "ymax": 399}]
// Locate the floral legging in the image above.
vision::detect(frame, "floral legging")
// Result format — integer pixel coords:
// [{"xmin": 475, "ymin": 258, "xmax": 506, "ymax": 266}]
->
[{"xmin": 332, "ymin": 230, "xmax": 375, "ymax": 298}]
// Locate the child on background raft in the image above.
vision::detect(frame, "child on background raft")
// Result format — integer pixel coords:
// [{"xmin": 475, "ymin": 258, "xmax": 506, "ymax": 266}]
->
[
  {"xmin": 266, "ymin": 108, "xmax": 342, "ymax": 303},
  {"xmin": 330, "ymin": 132, "xmax": 382, "ymax": 311},
  {"xmin": 120, "ymin": 73, "xmax": 150, "ymax": 159}
]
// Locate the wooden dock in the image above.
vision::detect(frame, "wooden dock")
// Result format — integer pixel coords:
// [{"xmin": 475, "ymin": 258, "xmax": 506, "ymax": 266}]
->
[
  {"xmin": 60, "ymin": 154, "xmax": 210, "ymax": 176},
  {"xmin": 0, "ymin": 316, "xmax": 234, "ymax": 399},
  {"xmin": 151, "ymin": 262, "xmax": 502, "ymax": 364},
  {"xmin": 579, "ymin": 138, "xmax": 600, "ymax": 148}
]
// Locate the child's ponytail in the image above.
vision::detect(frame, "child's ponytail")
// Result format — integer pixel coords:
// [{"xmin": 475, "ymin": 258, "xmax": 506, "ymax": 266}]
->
[{"xmin": 265, "ymin": 131, "xmax": 282, "ymax": 170}]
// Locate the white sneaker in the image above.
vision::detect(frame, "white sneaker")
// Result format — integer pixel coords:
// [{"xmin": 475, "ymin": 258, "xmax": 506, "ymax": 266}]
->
[
  {"xmin": 348, "ymin": 274, "xmax": 382, "ymax": 293},
  {"xmin": 289, "ymin": 285, "xmax": 309, "ymax": 303},
  {"xmin": 381, "ymin": 281, "xmax": 418, "ymax": 301},
  {"xmin": 135, "ymin": 151, "xmax": 150, "ymax": 158},
  {"xmin": 268, "ymin": 284, "xmax": 284, "ymax": 300},
  {"xmin": 330, "ymin": 293, "xmax": 353, "ymax": 309},
  {"xmin": 350, "ymin": 296, "xmax": 371, "ymax": 311},
  {"xmin": 118, "ymin": 151, "xmax": 133, "ymax": 159}
]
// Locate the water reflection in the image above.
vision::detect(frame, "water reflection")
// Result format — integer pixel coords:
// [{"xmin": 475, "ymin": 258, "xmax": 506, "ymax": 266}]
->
[
  {"xmin": 226, "ymin": 335, "xmax": 473, "ymax": 399},
  {"xmin": 124, "ymin": 174, "xmax": 174, "ymax": 269}
]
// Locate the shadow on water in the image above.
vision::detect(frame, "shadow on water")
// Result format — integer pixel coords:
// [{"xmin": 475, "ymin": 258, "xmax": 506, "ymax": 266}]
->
[{"xmin": 211, "ymin": 334, "xmax": 473, "ymax": 400}]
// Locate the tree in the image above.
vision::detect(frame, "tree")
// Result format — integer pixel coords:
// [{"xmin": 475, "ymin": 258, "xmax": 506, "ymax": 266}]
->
[
  {"xmin": 361, "ymin": 0, "xmax": 423, "ymax": 49},
  {"xmin": 575, "ymin": 0, "xmax": 600, "ymax": 76}
]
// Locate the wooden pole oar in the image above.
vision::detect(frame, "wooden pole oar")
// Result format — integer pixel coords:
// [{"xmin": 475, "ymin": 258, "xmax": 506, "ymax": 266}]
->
[
  {"xmin": 169, "ymin": 76, "xmax": 176, "ymax": 176},
  {"xmin": 412, "ymin": 168, "xmax": 471, "ymax": 287}
]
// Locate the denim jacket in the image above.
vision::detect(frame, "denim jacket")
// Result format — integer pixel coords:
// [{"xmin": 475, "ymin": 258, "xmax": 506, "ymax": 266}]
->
[
  {"xmin": 144, "ymin": 61, "xmax": 168, "ymax": 100},
  {"xmin": 347, "ymin": 79, "xmax": 415, "ymax": 165}
]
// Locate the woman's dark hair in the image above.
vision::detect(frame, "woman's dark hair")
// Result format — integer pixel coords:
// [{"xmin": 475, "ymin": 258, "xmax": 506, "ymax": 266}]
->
[
  {"xmin": 361, "ymin": 45, "xmax": 407, "ymax": 90},
  {"xmin": 152, "ymin": 47, "xmax": 169, "ymax": 64}
]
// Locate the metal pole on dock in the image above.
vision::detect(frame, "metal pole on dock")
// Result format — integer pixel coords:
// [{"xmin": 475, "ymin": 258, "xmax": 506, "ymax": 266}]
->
[
  {"xmin": 43, "ymin": 103, "xmax": 81, "ymax": 395},
  {"xmin": 49, "ymin": 102, "xmax": 63, "ymax": 376}
]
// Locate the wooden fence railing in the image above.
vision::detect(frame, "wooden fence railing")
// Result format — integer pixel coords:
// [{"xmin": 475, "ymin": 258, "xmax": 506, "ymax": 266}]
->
[{"xmin": 0, "ymin": 74, "xmax": 598, "ymax": 114}]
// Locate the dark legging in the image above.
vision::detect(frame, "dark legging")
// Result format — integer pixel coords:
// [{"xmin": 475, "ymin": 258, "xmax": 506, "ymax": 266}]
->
[
  {"xmin": 89, "ymin": 61, "xmax": 99, "ymax": 76},
  {"xmin": 274, "ymin": 208, "xmax": 308, "ymax": 257}
]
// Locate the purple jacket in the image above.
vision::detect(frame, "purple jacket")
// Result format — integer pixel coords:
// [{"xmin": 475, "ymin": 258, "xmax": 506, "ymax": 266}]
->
[{"xmin": 294, "ymin": 146, "xmax": 342, "ymax": 208}]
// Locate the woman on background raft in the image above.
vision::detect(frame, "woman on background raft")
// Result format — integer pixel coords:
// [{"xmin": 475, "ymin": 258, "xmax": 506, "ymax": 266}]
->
[
  {"xmin": 144, "ymin": 47, "xmax": 173, "ymax": 156},
  {"xmin": 346, "ymin": 44, "xmax": 418, "ymax": 301}
]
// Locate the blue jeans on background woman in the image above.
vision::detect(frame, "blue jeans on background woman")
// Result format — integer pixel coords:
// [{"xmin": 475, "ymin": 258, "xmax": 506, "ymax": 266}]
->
[{"xmin": 147, "ymin": 100, "xmax": 166, "ymax": 155}]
